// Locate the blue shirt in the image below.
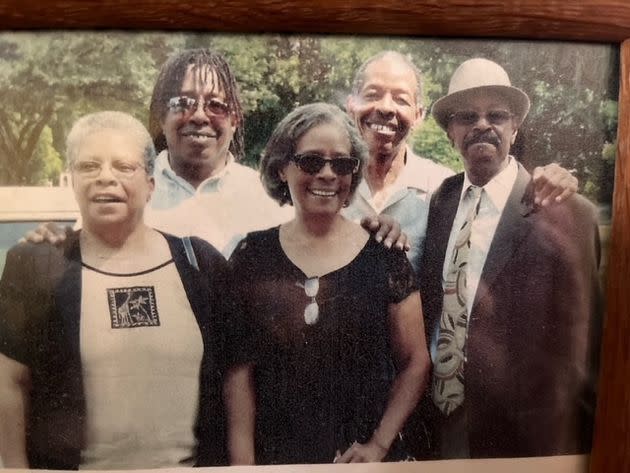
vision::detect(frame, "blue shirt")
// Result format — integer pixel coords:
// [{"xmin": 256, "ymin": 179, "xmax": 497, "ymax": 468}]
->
[{"xmin": 343, "ymin": 147, "xmax": 454, "ymax": 274}]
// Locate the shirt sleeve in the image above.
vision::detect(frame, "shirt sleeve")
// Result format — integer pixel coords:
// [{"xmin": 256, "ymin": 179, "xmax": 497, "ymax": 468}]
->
[
  {"xmin": 224, "ymin": 237, "xmax": 260, "ymax": 367},
  {"xmin": 0, "ymin": 245, "xmax": 34, "ymax": 366},
  {"xmin": 385, "ymin": 247, "xmax": 419, "ymax": 304}
]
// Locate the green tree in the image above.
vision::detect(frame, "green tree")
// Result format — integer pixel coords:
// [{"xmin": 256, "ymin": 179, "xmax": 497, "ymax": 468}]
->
[
  {"xmin": 410, "ymin": 117, "xmax": 463, "ymax": 173},
  {"xmin": 0, "ymin": 32, "xmax": 618, "ymax": 206},
  {"xmin": 0, "ymin": 32, "xmax": 184, "ymax": 185},
  {"xmin": 32, "ymin": 126, "xmax": 63, "ymax": 185}
]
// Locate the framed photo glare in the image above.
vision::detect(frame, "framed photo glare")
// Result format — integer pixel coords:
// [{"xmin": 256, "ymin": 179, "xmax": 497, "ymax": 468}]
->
[{"xmin": 0, "ymin": 2, "xmax": 628, "ymax": 473}]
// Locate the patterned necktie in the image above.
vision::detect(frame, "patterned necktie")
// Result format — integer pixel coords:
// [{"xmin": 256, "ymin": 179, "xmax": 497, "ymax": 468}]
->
[{"xmin": 433, "ymin": 185, "xmax": 483, "ymax": 416}]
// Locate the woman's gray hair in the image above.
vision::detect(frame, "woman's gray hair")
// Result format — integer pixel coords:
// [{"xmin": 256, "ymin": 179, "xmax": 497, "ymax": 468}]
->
[
  {"xmin": 66, "ymin": 111, "xmax": 156, "ymax": 175},
  {"xmin": 260, "ymin": 102, "xmax": 368, "ymax": 206}
]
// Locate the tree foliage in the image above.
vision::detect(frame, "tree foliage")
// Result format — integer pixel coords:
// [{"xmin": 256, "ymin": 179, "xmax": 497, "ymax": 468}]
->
[
  {"xmin": 0, "ymin": 32, "xmax": 185, "ymax": 184},
  {"xmin": 410, "ymin": 118, "xmax": 463, "ymax": 173},
  {"xmin": 32, "ymin": 126, "xmax": 63, "ymax": 185},
  {"xmin": 0, "ymin": 33, "xmax": 618, "ymax": 205}
]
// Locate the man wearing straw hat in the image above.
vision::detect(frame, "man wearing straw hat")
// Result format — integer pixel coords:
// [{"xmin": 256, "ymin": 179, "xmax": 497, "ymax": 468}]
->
[{"xmin": 420, "ymin": 58, "xmax": 601, "ymax": 458}]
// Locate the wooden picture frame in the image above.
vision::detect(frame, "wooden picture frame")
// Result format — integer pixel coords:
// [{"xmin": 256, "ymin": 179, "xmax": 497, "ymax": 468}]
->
[{"xmin": 0, "ymin": 2, "xmax": 628, "ymax": 472}]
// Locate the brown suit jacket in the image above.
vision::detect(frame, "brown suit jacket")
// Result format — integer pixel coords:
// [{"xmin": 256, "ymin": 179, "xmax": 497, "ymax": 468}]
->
[{"xmin": 418, "ymin": 163, "xmax": 602, "ymax": 458}]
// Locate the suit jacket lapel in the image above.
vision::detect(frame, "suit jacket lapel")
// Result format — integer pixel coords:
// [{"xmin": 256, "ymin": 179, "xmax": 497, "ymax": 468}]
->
[
  {"xmin": 432, "ymin": 174, "xmax": 465, "ymax": 277},
  {"xmin": 472, "ymin": 164, "xmax": 536, "ymax": 311}
]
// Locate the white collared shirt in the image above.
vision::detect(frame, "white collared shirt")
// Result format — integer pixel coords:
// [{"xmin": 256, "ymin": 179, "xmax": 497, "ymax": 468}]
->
[
  {"xmin": 441, "ymin": 156, "xmax": 519, "ymax": 313},
  {"xmin": 150, "ymin": 150, "xmax": 239, "ymax": 210},
  {"xmin": 146, "ymin": 150, "xmax": 293, "ymax": 258}
]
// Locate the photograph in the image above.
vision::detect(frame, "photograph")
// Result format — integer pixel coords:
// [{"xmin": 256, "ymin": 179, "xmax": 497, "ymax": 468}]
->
[{"xmin": 0, "ymin": 30, "xmax": 619, "ymax": 473}]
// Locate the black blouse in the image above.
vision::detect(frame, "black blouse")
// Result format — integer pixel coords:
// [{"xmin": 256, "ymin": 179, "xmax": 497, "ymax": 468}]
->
[{"xmin": 228, "ymin": 226, "xmax": 417, "ymax": 464}]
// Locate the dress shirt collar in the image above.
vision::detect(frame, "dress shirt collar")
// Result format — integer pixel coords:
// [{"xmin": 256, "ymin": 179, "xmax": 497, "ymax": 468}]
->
[
  {"xmin": 356, "ymin": 146, "xmax": 433, "ymax": 208},
  {"xmin": 156, "ymin": 150, "xmax": 236, "ymax": 190},
  {"xmin": 395, "ymin": 147, "xmax": 433, "ymax": 193},
  {"xmin": 461, "ymin": 155, "xmax": 518, "ymax": 213}
]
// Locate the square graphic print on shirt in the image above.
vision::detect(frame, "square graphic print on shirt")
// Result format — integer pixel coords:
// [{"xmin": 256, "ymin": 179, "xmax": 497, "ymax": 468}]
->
[{"xmin": 107, "ymin": 286, "xmax": 160, "ymax": 328}]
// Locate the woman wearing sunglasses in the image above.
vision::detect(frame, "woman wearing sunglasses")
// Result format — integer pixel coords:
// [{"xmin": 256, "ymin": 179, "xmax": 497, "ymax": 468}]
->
[{"xmin": 224, "ymin": 103, "xmax": 430, "ymax": 465}]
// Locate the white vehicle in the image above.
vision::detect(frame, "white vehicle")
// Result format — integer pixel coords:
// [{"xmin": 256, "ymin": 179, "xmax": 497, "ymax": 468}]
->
[{"xmin": 0, "ymin": 186, "xmax": 79, "ymax": 275}]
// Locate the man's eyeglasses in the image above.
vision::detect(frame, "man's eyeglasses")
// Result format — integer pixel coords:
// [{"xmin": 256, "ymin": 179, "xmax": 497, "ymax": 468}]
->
[
  {"xmin": 449, "ymin": 110, "xmax": 514, "ymax": 126},
  {"xmin": 167, "ymin": 96, "xmax": 231, "ymax": 118},
  {"xmin": 291, "ymin": 153, "xmax": 360, "ymax": 176},
  {"xmin": 72, "ymin": 160, "xmax": 146, "ymax": 179},
  {"xmin": 297, "ymin": 277, "xmax": 320, "ymax": 325}
]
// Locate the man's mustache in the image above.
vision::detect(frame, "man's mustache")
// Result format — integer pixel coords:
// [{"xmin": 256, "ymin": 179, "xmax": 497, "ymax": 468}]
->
[{"xmin": 464, "ymin": 131, "xmax": 501, "ymax": 150}]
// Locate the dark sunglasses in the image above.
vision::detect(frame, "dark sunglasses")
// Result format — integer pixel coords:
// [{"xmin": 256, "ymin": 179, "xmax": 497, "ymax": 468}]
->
[
  {"xmin": 449, "ymin": 109, "xmax": 514, "ymax": 126},
  {"xmin": 167, "ymin": 96, "xmax": 230, "ymax": 117},
  {"xmin": 291, "ymin": 153, "xmax": 360, "ymax": 176}
]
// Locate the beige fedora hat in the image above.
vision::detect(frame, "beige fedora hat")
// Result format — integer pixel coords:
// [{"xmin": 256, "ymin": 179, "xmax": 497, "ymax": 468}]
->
[{"xmin": 432, "ymin": 58, "xmax": 530, "ymax": 131}]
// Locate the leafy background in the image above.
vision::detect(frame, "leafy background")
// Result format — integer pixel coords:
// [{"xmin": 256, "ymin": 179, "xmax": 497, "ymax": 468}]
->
[{"xmin": 0, "ymin": 32, "xmax": 618, "ymax": 208}]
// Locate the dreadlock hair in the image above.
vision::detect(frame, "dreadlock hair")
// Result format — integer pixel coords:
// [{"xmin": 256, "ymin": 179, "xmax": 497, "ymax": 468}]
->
[{"xmin": 148, "ymin": 48, "xmax": 245, "ymax": 161}]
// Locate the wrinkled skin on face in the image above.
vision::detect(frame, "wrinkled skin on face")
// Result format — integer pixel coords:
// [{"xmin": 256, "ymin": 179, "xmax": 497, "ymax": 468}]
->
[
  {"xmin": 72, "ymin": 129, "xmax": 154, "ymax": 235},
  {"xmin": 279, "ymin": 123, "xmax": 353, "ymax": 220},
  {"xmin": 447, "ymin": 95, "xmax": 518, "ymax": 186},
  {"xmin": 160, "ymin": 65, "xmax": 237, "ymax": 187},
  {"xmin": 347, "ymin": 55, "xmax": 422, "ymax": 162}
]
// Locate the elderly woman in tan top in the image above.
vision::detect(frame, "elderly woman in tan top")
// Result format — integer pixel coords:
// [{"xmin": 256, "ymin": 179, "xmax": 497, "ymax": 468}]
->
[{"xmin": 0, "ymin": 111, "xmax": 230, "ymax": 469}]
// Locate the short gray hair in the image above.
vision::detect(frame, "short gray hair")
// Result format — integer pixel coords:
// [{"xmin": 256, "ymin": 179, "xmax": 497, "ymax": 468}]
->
[
  {"xmin": 260, "ymin": 102, "xmax": 367, "ymax": 206},
  {"xmin": 66, "ymin": 111, "xmax": 156, "ymax": 175},
  {"xmin": 351, "ymin": 51, "xmax": 424, "ymax": 108}
]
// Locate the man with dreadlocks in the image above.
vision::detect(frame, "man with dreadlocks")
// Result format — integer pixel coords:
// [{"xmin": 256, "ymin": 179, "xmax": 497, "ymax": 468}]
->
[{"xmin": 144, "ymin": 49, "xmax": 293, "ymax": 257}]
